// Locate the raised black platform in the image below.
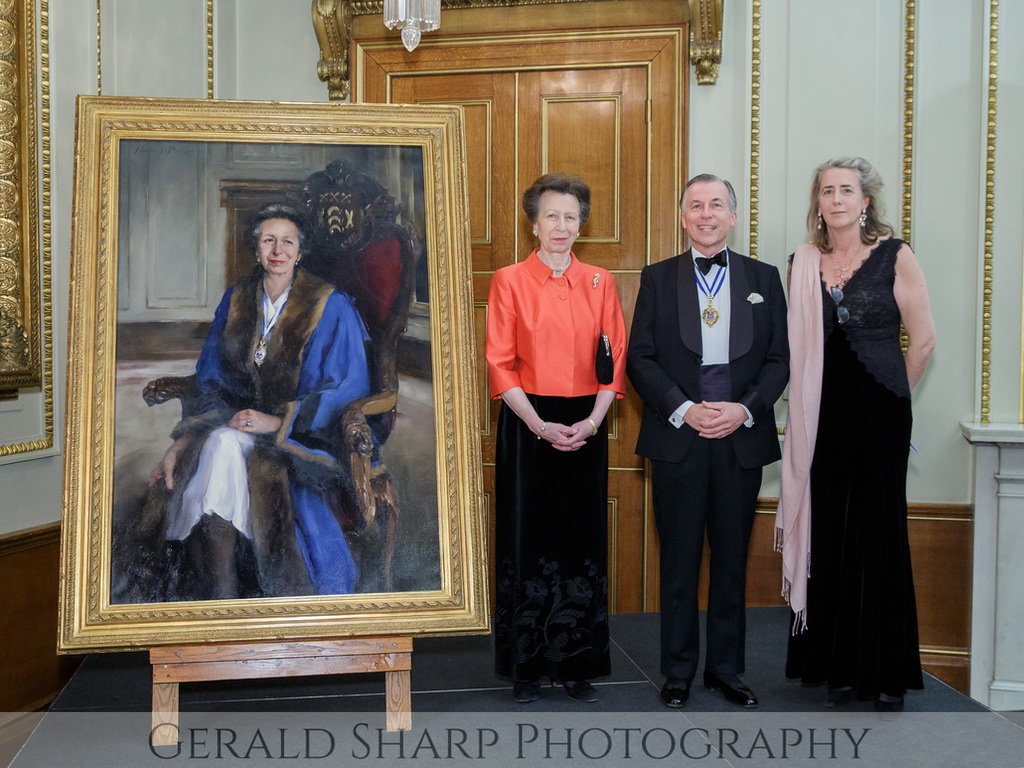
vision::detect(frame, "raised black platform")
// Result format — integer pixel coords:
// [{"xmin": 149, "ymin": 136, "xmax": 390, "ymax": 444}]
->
[{"xmin": 10, "ymin": 609, "xmax": 1024, "ymax": 767}]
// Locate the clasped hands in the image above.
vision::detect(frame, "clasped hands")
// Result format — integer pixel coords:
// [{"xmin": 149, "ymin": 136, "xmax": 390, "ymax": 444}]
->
[
  {"xmin": 683, "ymin": 401, "xmax": 747, "ymax": 440},
  {"xmin": 536, "ymin": 418, "xmax": 595, "ymax": 452}
]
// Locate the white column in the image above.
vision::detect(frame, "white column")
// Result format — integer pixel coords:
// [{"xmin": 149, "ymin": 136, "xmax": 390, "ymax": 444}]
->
[{"xmin": 961, "ymin": 422, "xmax": 1024, "ymax": 709}]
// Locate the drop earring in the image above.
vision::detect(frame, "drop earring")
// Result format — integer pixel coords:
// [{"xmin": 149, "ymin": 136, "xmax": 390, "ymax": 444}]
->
[
  {"xmin": 859, "ymin": 210, "xmax": 867, "ymax": 227},
  {"xmin": 816, "ymin": 212, "xmax": 823, "ymax": 230}
]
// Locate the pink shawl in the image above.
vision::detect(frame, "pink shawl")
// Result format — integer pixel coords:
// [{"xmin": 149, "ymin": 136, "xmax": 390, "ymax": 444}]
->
[{"xmin": 775, "ymin": 243, "xmax": 824, "ymax": 632}]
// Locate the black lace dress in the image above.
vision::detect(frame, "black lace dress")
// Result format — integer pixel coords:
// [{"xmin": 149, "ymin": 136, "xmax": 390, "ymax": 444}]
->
[{"xmin": 785, "ymin": 237, "xmax": 924, "ymax": 699}]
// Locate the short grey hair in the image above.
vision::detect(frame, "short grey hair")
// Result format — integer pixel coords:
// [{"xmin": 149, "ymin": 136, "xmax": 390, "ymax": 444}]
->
[
  {"xmin": 680, "ymin": 173, "xmax": 737, "ymax": 213},
  {"xmin": 247, "ymin": 204, "xmax": 308, "ymax": 253}
]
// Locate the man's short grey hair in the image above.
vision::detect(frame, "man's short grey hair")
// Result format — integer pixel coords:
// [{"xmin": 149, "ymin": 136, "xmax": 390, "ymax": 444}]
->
[{"xmin": 680, "ymin": 173, "xmax": 737, "ymax": 213}]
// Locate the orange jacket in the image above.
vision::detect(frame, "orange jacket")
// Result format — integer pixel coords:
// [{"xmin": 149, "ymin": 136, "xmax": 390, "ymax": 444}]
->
[{"xmin": 486, "ymin": 249, "xmax": 627, "ymax": 399}]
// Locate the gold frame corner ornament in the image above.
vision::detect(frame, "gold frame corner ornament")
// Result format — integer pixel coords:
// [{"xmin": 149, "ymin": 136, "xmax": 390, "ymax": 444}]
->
[{"xmin": 311, "ymin": 0, "xmax": 725, "ymax": 101}]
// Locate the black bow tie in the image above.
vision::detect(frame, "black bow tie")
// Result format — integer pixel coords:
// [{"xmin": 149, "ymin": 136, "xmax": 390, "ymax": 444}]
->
[{"xmin": 695, "ymin": 251, "xmax": 727, "ymax": 275}]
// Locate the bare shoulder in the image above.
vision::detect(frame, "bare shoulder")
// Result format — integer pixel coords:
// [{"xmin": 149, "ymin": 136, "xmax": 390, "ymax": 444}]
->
[{"xmin": 893, "ymin": 241, "xmax": 926, "ymax": 277}]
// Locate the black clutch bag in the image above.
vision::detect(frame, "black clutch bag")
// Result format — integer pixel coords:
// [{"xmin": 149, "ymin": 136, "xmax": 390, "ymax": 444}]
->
[{"xmin": 595, "ymin": 329, "xmax": 614, "ymax": 385}]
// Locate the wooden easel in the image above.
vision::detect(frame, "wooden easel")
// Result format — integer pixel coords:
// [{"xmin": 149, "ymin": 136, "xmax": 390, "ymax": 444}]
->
[{"xmin": 149, "ymin": 636, "xmax": 412, "ymax": 746}]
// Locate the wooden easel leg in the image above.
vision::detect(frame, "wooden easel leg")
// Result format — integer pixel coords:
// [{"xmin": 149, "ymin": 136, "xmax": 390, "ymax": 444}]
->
[
  {"xmin": 385, "ymin": 669, "xmax": 411, "ymax": 732},
  {"xmin": 151, "ymin": 682, "xmax": 180, "ymax": 747}
]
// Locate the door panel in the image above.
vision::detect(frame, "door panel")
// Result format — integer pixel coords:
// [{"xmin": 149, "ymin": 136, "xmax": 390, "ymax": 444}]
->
[
  {"xmin": 391, "ymin": 73, "xmax": 517, "ymax": 275},
  {"xmin": 518, "ymin": 68, "xmax": 648, "ymax": 273}
]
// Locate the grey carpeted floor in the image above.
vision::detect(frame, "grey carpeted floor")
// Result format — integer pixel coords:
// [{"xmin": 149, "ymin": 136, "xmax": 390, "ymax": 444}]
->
[{"xmin": 10, "ymin": 609, "xmax": 1024, "ymax": 767}]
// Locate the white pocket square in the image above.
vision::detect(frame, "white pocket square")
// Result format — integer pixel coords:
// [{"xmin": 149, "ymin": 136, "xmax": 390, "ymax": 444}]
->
[{"xmin": 747, "ymin": 292, "xmax": 764, "ymax": 304}]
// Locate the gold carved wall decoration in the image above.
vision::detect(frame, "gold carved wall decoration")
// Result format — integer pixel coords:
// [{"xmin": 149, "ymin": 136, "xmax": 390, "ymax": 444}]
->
[
  {"xmin": 688, "ymin": 0, "xmax": 722, "ymax": 85},
  {"xmin": 311, "ymin": 0, "xmax": 723, "ymax": 100},
  {"xmin": 0, "ymin": 0, "xmax": 46, "ymax": 404}
]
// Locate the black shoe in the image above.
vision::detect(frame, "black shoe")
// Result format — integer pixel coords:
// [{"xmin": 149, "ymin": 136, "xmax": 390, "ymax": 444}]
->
[
  {"xmin": 825, "ymin": 685, "xmax": 856, "ymax": 707},
  {"xmin": 874, "ymin": 695, "xmax": 904, "ymax": 712},
  {"xmin": 513, "ymin": 680, "xmax": 540, "ymax": 703},
  {"xmin": 703, "ymin": 670, "xmax": 758, "ymax": 708},
  {"xmin": 563, "ymin": 680, "xmax": 598, "ymax": 703},
  {"xmin": 660, "ymin": 680, "xmax": 691, "ymax": 708}
]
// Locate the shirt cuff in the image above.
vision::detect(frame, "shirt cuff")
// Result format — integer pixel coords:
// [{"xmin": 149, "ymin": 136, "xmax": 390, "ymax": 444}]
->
[
  {"xmin": 741, "ymin": 404, "xmax": 754, "ymax": 428},
  {"xmin": 668, "ymin": 400, "xmax": 694, "ymax": 429}
]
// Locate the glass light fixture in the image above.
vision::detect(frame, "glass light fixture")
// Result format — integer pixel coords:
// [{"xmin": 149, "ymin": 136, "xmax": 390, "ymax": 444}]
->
[{"xmin": 383, "ymin": 0, "xmax": 441, "ymax": 52}]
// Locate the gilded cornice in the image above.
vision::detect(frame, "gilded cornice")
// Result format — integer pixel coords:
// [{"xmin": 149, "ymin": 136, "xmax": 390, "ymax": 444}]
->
[
  {"xmin": 688, "ymin": 0, "xmax": 722, "ymax": 85},
  {"xmin": 312, "ymin": 0, "xmax": 723, "ymax": 100}
]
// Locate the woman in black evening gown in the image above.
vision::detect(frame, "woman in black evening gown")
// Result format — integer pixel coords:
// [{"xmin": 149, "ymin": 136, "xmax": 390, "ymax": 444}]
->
[{"xmin": 777, "ymin": 157, "xmax": 936, "ymax": 712}]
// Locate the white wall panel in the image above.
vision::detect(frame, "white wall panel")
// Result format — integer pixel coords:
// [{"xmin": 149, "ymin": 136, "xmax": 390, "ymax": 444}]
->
[
  {"xmin": 224, "ymin": 0, "xmax": 327, "ymax": 102},
  {"xmin": 103, "ymin": 0, "xmax": 205, "ymax": 98},
  {"xmin": 985, "ymin": 0, "xmax": 1024, "ymax": 423},
  {"xmin": 907, "ymin": 1, "xmax": 983, "ymax": 499}
]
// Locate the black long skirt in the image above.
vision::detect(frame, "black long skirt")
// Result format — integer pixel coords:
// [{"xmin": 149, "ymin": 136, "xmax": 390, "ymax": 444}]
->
[
  {"xmin": 786, "ymin": 325, "xmax": 924, "ymax": 698},
  {"xmin": 493, "ymin": 394, "xmax": 611, "ymax": 682}
]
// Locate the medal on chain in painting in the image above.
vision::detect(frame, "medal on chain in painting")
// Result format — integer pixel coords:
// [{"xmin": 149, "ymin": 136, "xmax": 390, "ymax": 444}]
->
[
  {"xmin": 254, "ymin": 336, "xmax": 267, "ymax": 366},
  {"xmin": 696, "ymin": 259, "xmax": 727, "ymax": 328},
  {"xmin": 255, "ymin": 289, "xmax": 286, "ymax": 367}
]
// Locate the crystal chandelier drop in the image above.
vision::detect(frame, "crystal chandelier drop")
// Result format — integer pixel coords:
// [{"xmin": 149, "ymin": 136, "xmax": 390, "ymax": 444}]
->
[{"xmin": 383, "ymin": 0, "xmax": 441, "ymax": 52}]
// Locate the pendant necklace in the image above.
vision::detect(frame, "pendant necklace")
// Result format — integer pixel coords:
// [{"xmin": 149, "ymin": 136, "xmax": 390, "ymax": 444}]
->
[
  {"xmin": 255, "ymin": 285, "xmax": 288, "ymax": 367},
  {"xmin": 696, "ymin": 260, "xmax": 727, "ymax": 328}
]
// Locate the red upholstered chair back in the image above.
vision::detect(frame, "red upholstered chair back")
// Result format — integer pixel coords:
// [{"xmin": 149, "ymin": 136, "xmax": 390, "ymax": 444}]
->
[{"xmin": 298, "ymin": 161, "xmax": 417, "ymax": 442}]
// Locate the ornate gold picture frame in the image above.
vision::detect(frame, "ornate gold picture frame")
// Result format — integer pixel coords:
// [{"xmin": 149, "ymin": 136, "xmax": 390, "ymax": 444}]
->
[
  {"xmin": 0, "ymin": 0, "xmax": 44, "ymax": 395},
  {"xmin": 60, "ymin": 96, "xmax": 487, "ymax": 651}
]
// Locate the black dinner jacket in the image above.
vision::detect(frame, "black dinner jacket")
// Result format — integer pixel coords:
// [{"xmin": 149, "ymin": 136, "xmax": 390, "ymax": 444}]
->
[{"xmin": 626, "ymin": 249, "xmax": 789, "ymax": 468}]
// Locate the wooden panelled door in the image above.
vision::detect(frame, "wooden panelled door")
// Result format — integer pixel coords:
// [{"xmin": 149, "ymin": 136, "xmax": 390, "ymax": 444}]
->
[{"xmin": 352, "ymin": 6, "xmax": 689, "ymax": 613}]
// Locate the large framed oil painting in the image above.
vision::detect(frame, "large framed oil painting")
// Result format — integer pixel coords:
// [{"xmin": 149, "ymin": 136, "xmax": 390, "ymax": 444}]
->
[{"xmin": 59, "ymin": 96, "xmax": 487, "ymax": 651}]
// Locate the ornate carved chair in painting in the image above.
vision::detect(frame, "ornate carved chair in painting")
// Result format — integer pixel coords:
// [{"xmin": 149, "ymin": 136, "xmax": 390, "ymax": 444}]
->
[{"xmin": 142, "ymin": 161, "xmax": 417, "ymax": 592}]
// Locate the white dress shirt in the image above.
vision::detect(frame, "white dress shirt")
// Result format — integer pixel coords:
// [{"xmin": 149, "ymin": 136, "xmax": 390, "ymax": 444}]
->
[{"xmin": 668, "ymin": 246, "xmax": 753, "ymax": 429}]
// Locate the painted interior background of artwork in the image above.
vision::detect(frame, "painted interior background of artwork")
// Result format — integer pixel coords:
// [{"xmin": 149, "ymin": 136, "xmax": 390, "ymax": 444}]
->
[{"xmin": 108, "ymin": 138, "xmax": 440, "ymax": 602}]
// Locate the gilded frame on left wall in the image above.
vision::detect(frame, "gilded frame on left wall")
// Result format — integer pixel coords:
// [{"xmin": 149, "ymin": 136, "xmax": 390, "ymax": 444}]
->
[{"xmin": 0, "ymin": 0, "xmax": 45, "ymax": 396}]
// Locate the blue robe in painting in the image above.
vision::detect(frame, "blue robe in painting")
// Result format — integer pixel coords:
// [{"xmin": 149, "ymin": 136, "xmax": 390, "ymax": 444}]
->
[{"xmin": 169, "ymin": 267, "xmax": 371, "ymax": 596}]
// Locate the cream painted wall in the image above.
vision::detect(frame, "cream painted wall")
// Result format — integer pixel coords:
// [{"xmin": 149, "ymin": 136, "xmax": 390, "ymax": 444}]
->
[{"xmin": 1, "ymin": 0, "xmax": 1018, "ymax": 534}]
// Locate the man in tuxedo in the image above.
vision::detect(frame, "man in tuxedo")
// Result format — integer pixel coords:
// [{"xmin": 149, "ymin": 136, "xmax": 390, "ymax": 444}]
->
[{"xmin": 627, "ymin": 174, "xmax": 788, "ymax": 708}]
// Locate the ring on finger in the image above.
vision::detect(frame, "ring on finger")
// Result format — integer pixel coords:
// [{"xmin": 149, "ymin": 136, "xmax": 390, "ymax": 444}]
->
[{"xmin": 246, "ymin": 419, "xmax": 252, "ymax": 427}]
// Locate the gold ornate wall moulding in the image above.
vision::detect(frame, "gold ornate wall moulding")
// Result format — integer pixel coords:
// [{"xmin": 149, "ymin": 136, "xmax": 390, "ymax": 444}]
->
[
  {"xmin": 747, "ymin": 0, "xmax": 760, "ymax": 258},
  {"xmin": 312, "ymin": 0, "xmax": 722, "ymax": 100},
  {"xmin": 982, "ymin": 0, "xmax": 997, "ymax": 424},
  {"xmin": 688, "ymin": 0, "xmax": 722, "ymax": 85},
  {"xmin": 0, "ymin": 0, "xmax": 44, "ymax": 396}
]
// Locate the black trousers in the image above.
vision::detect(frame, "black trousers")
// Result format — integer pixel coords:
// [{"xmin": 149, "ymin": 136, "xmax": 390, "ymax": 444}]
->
[{"xmin": 652, "ymin": 435, "xmax": 761, "ymax": 682}]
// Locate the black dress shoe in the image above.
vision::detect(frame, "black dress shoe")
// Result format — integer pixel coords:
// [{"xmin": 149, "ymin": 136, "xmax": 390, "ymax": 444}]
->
[
  {"xmin": 513, "ymin": 680, "xmax": 540, "ymax": 703},
  {"xmin": 703, "ymin": 670, "xmax": 758, "ymax": 708},
  {"xmin": 660, "ymin": 680, "xmax": 691, "ymax": 708},
  {"xmin": 563, "ymin": 680, "xmax": 598, "ymax": 703},
  {"xmin": 874, "ymin": 695, "xmax": 904, "ymax": 712},
  {"xmin": 825, "ymin": 685, "xmax": 856, "ymax": 707}
]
